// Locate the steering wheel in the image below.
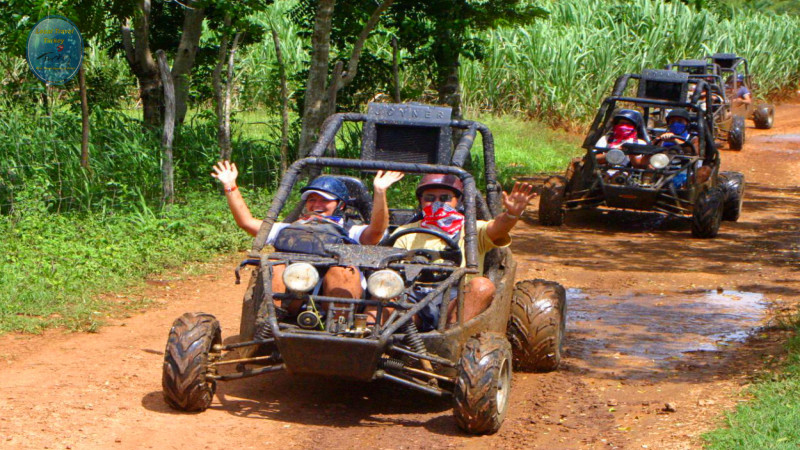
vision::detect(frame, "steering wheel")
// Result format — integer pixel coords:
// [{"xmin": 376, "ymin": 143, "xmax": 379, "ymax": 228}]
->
[{"xmin": 379, "ymin": 227, "xmax": 462, "ymax": 266}]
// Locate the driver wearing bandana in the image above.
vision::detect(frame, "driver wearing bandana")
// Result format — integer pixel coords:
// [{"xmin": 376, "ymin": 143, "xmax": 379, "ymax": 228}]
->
[{"xmin": 391, "ymin": 174, "xmax": 537, "ymax": 330}]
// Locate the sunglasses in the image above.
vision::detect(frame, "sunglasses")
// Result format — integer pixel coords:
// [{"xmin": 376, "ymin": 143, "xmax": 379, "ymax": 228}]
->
[{"xmin": 422, "ymin": 193, "xmax": 456, "ymax": 202}]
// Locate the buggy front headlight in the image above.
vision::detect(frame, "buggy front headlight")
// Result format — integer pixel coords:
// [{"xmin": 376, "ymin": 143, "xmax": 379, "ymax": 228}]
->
[
  {"xmin": 650, "ymin": 153, "xmax": 670, "ymax": 170},
  {"xmin": 367, "ymin": 270, "xmax": 404, "ymax": 300},
  {"xmin": 605, "ymin": 149, "xmax": 627, "ymax": 166},
  {"xmin": 282, "ymin": 263, "xmax": 319, "ymax": 293}
]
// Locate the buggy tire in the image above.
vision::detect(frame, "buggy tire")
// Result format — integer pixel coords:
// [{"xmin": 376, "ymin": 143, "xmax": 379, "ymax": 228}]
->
[
  {"xmin": 539, "ymin": 176, "xmax": 567, "ymax": 226},
  {"xmin": 162, "ymin": 312, "xmax": 221, "ymax": 412},
  {"xmin": 691, "ymin": 187, "xmax": 724, "ymax": 238},
  {"xmin": 719, "ymin": 171, "xmax": 745, "ymax": 222},
  {"xmin": 453, "ymin": 333, "xmax": 513, "ymax": 435},
  {"xmin": 507, "ymin": 279, "xmax": 567, "ymax": 372},
  {"xmin": 753, "ymin": 105, "xmax": 774, "ymax": 129},
  {"xmin": 727, "ymin": 116, "xmax": 745, "ymax": 151}
]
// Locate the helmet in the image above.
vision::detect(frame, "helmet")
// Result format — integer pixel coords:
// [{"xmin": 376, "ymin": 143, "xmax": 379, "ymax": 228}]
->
[
  {"xmin": 736, "ymin": 73, "xmax": 746, "ymax": 82},
  {"xmin": 416, "ymin": 173, "xmax": 464, "ymax": 198},
  {"xmin": 666, "ymin": 108, "xmax": 691, "ymax": 122},
  {"xmin": 613, "ymin": 109, "xmax": 643, "ymax": 129},
  {"xmin": 300, "ymin": 176, "xmax": 349, "ymax": 203}
]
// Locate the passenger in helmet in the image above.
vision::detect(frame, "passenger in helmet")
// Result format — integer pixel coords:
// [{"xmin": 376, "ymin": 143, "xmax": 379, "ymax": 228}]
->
[
  {"xmin": 212, "ymin": 160, "xmax": 404, "ymax": 313},
  {"xmin": 594, "ymin": 109, "xmax": 648, "ymax": 164},
  {"xmin": 653, "ymin": 108, "xmax": 699, "ymax": 154},
  {"xmin": 390, "ymin": 174, "xmax": 537, "ymax": 330},
  {"xmin": 726, "ymin": 73, "xmax": 751, "ymax": 107}
]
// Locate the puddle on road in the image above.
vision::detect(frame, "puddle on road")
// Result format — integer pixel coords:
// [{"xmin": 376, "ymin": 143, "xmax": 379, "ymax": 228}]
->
[
  {"xmin": 566, "ymin": 288, "xmax": 768, "ymax": 374},
  {"xmin": 750, "ymin": 133, "xmax": 800, "ymax": 154}
]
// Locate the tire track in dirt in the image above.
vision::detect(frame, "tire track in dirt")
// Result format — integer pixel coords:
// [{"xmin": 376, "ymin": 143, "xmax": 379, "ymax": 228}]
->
[{"xmin": 0, "ymin": 105, "xmax": 798, "ymax": 449}]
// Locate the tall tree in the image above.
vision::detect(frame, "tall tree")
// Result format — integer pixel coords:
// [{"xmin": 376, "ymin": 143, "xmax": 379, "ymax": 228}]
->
[
  {"xmin": 388, "ymin": 0, "xmax": 548, "ymax": 119},
  {"xmin": 294, "ymin": 0, "xmax": 395, "ymax": 159},
  {"xmin": 118, "ymin": 0, "xmax": 205, "ymax": 127}
]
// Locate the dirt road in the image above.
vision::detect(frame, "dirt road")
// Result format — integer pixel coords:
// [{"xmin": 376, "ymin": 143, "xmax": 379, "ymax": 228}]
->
[{"xmin": 1, "ymin": 105, "xmax": 798, "ymax": 449}]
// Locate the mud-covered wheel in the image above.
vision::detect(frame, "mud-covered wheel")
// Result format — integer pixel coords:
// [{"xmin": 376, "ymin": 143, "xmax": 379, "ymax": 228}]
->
[
  {"xmin": 507, "ymin": 279, "xmax": 567, "ymax": 372},
  {"xmin": 691, "ymin": 187, "xmax": 724, "ymax": 238},
  {"xmin": 162, "ymin": 312, "xmax": 221, "ymax": 412},
  {"xmin": 727, "ymin": 115, "xmax": 745, "ymax": 151},
  {"xmin": 753, "ymin": 105, "xmax": 774, "ymax": 129},
  {"xmin": 539, "ymin": 175, "xmax": 567, "ymax": 226},
  {"xmin": 453, "ymin": 333, "xmax": 512, "ymax": 435},
  {"xmin": 719, "ymin": 171, "xmax": 745, "ymax": 222}
]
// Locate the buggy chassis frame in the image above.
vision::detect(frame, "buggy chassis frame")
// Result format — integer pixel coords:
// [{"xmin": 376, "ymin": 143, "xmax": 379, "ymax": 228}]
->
[
  {"xmin": 570, "ymin": 73, "xmax": 720, "ymax": 218},
  {"xmin": 208, "ymin": 110, "xmax": 517, "ymax": 397}
]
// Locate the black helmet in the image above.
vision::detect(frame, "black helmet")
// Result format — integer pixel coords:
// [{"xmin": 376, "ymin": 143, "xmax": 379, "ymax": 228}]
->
[
  {"xmin": 666, "ymin": 108, "xmax": 691, "ymax": 122},
  {"xmin": 300, "ymin": 176, "xmax": 349, "ymax": 203},
  {"xmin": 613, "ymin": 109, "xmax": 643, "ymax": 129}
]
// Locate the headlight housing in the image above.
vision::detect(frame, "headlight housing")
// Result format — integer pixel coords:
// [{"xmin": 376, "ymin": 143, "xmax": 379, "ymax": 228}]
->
[
  {"xmin": 650, "ymin": 153, "xmax": 670, "ymax": 169},
  {"xmin": 282, "ymin": 262, "xmax": 319, "ymax": 293},
  {"xmin": 367, "ymin": 270, "xmax": 405, "ymax": 300},
  {"xmin": 605, "ymin": 149, "xmax": 628, "ymax": 166}
]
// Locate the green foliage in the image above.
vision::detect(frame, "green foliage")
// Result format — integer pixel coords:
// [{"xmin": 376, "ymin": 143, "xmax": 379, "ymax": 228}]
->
[
  {"xmin": 0, "ymin": 190, "xmax": 249, "ymax": 333},
  {"xmin": 703, "ymin": 317, "xmax": 800, "ymax": 448},
  {"xmin": 459, "ymin": 0, "xmax": 800, "ymax": 125}
]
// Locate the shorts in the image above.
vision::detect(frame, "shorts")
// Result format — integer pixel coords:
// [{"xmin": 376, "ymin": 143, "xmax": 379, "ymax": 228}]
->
[{"xmin": 407, "ymin": 285, "xmax": 458, "ymax": 332}]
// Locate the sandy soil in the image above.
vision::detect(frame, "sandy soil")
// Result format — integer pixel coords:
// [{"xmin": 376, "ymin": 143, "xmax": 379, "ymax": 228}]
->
[{"xmin": 1, "ymin": 105, "xmax": 798, "ymax": 449}]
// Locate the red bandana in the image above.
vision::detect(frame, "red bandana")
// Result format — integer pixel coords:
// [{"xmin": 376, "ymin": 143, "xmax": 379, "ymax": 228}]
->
[{"xmin": 420, "ymin": 203, "xmax": 464, "ymax": 237}]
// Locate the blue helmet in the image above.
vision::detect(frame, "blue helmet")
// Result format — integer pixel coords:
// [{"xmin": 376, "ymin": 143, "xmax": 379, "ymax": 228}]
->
[
  {"xmin": 736, "ymin": 73, "xmax": 746, "ymax": 82},
  {"xmin": 300, "ymin": 176, "xmax": 349, "ymax": 203}
]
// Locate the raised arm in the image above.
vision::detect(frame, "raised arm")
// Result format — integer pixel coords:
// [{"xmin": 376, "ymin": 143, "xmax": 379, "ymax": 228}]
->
[
  {"xmin": 211, "ymin": 161, "xmax": 262, "ymax": 236},
  {"xmin": 359, "ymin": 170, "xmax": 405, "ymax": 245},
  {"xmin": 486, "ymin": 182, "xmax": 537, "ymax": 243}
]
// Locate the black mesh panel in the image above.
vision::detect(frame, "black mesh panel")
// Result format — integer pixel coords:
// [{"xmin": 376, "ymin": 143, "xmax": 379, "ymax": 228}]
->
[{"xmin": 374, "ymin": 124, "xmax": 440, "ymax": 164}]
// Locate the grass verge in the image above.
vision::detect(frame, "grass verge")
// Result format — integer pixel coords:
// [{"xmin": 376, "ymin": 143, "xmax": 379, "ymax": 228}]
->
[
  {"xmin": 0, "ymin": 190, "xmax": 251, "ymax": 333},
  {"xmin": 703, "ymin": 318, "xmax": 800, "ymax": 448}
]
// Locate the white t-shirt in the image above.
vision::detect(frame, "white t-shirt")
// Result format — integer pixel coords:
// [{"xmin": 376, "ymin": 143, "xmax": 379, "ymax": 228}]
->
[
  {"xmin": 595, "ymin": 136, "xmax": 647, "ymax": 148},
  {"xmin": 265, "ymin": 222, "xmax": 368, "ymax": 245}
]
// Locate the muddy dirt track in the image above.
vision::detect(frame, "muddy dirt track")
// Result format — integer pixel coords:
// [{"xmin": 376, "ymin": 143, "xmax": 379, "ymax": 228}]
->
[{"xmin": 1, "ymin": 105, "xmax": 799, "ymax": 449}]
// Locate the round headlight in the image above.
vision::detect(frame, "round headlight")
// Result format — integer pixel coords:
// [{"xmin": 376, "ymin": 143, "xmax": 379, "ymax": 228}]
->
[
  {"xmin": 605, "ymin": 149, "xmax": 627, "ymax": 166},
  {"xmin": 367, "ymin": 270, "xmax": 404, "ymax": 300},
  {"xmin": 282, "ymin": 262, "xmax": 319, "ymax": 293},
  {"xmin": 650, "ymin": 153, "xmax": 670, "ymax": 169}
]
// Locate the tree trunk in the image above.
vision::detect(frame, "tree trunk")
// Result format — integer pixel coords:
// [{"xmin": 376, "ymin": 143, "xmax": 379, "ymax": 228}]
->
[
  {"xmin": 172, "ymin": 5, "xmax": 206, "ymax": 126},
  {"xmin": 272, "ymin": 28, "xmax": 290, "ymax": 174},
  {"xmin": 213, "ymin": 15, "xmax": 231, "ymax": 160},
  {"xmin": 391, "ymin": 36, "xmax": 401, "ymax": 103},
  {"xmin": 297, "ymin": 0, "xmax": 336, "ymax": 159},
  {"xmin": 435, "ymin": 45, "xmax": 462, "ymax": 120},
  {"xmin": 157, "ymin": 50, "xmax": 175, "ymax": 206},
  {"xmin": 78, "ymin": 64, "xmax": 90, "ymax": 169},
  {"xmin": 122, "ymin": 2, "xmax": 162, "ymax": 128},
  {"xmin": 298, "ymin": 0, "xmax": 395, "ymax": 159}
]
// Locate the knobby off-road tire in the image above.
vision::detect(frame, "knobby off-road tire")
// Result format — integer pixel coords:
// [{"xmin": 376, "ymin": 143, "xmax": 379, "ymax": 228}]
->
[
  {"xmin": 162, "ymin": 312, "xmax": 221, "ymax": 412},
  {"xmin": 507, "ymin": 279, "xmax": 567, "ymax": 372},
  {"xmin": 539, "ymin": 175, "xmax": 567, "ymax": 226},
  {"xmin": 719, "ymin": 171, "xmax": 745, "ymax": 222},
  {"xmin": 453, "ymin": 333, "xmax": 513, "ymax": 435},
  {"xmin": 753, "ymin": 105, "xmax": 774, "ymax": 130},
  {"xmin": 727, "ymin": 115, "xmax": 745, "ymax": 151},
  {"xmin": 691, "ymin": 187, "xmax": 724, "ymax": 238}
]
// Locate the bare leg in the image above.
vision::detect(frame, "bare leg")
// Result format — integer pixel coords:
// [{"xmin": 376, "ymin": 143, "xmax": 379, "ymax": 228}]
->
[
  {"xmin": 448, "ymin": 277, "xmax": 496, "ymax": 324},
  {"xmin": 323, "ymin": 265, "xmax": 363, "ymax": 320},
  {"xmin": 270, "ymin": 263, "xmax": 304, "ymax": 315}
]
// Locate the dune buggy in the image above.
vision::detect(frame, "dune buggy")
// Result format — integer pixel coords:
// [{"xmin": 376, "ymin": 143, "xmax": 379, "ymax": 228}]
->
[
  {"xmin": 708, "ymin": 53, "xmax": 774, "ymax": 130},
  {"xmin": 539, "ymin": 69, "xmax": 745, "ymax": 238},
  {"xmin": 666, "ymin": 59, "xmax": 745, "ymax": 150},
  {"xmin": 161, "ymin": 103, "xmax": 567, "ymax": 435}
]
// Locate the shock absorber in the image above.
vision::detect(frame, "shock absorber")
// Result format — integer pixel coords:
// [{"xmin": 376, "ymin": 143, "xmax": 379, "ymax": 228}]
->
[
  {"xmin": 379, "ymin": 357, "xmax": 405, "ymax": 372},
  {"xmin": 255, "ymin": 319, "xmax": 273, "ymax": 341},
  {"xmin": 402, "ymin": 321, "xmax": 427, "ymax": 355}
]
